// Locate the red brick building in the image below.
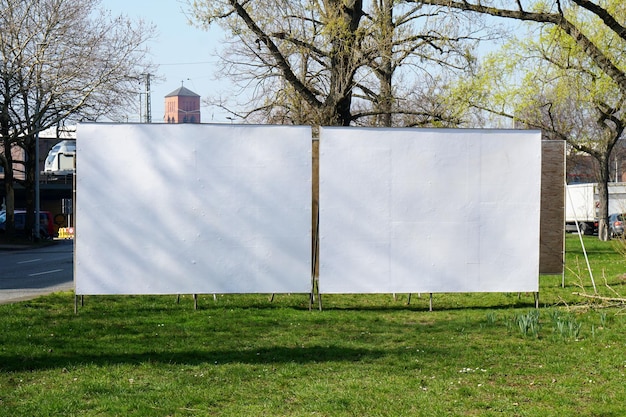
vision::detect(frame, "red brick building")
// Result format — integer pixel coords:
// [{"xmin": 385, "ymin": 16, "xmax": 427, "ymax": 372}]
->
[{"xmin": 164, "ymin": 86, "xmax": 201, "ymax": 123}]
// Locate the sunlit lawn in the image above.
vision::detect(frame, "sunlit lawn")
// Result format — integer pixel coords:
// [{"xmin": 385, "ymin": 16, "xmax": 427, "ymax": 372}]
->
[{"xmin": 1, "ymin": 234, "xmax": 625, "ymax": 416}]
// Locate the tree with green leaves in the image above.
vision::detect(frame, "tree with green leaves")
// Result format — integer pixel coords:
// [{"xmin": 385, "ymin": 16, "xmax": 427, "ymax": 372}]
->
[
  {"xmin": 414, "ymin": 0, "xmax": 626, "ymax": 240},
  {"xmin": 0, "ymin": 0, "xmax": 155, "ymax": 238}
]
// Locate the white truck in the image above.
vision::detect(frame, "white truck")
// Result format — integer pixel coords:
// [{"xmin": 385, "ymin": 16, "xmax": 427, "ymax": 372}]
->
[{"xmin": 566, "ymin": 182, "xmax": 626, "ymax": 234}]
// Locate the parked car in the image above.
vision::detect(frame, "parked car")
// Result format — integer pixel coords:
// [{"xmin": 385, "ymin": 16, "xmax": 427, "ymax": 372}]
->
[
  {"xmin": 608, "ymin": 213, "xmax": 625, "ymax": 238},
  {"xmin": 0, "ymin": 210, "xmax": 55, "ymax": 238}
]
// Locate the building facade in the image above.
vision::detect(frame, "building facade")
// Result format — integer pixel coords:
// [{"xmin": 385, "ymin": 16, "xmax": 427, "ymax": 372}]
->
[{"xmin": 164, "ymin": 86, "xmax": 201, "ymax": 124}]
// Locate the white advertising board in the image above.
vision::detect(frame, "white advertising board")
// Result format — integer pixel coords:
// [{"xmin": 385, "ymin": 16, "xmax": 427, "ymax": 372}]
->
[
  {"xmin": 75, "ymin": 124, "xmax": 312, "ymax": 295},
  {"xmin": 319, "ymin": 127, "xmax": 541, "ymax": 294}
]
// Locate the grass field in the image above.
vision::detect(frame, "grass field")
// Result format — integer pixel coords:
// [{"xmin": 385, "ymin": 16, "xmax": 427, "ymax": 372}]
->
[{"xmin": 1, "ymin": 234, "xmax": 626, "ymax": 416}]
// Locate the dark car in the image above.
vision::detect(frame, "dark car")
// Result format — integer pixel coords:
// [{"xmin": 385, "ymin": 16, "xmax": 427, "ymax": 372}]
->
[
  {"xmin": 0, "ymin": 210, "xmax": 55, "ymax": 238},
  {"xmin": 608, "ymin": 213, "xmax": 625, "ymax": 238}
]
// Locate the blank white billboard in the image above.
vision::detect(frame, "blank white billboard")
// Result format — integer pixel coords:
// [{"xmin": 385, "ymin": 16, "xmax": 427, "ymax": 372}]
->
[
  {"xmin": 75, "ymin": 124, "xmax": 312, "ymax": 295},
  {"xmin": 319, "ymin": 127, "xmax": 541, "ymax": 294}
]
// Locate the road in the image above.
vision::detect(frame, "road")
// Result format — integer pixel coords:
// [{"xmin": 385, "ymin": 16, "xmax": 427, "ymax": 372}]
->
[{"xmin": 0, "ymin": 239, "xmax": 74, "ymax": 304}]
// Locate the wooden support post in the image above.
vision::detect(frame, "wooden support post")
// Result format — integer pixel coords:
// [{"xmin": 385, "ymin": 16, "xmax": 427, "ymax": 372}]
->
[{"xmin": 311, "ymin": 137, "xmax": 321, "ymax": 312}]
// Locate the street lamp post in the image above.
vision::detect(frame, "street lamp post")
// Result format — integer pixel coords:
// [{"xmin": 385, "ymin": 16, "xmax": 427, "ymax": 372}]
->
[
  {"xmin": 33, "ymin": 42, "xmax": 45, "ymax": 241},
  {"xmin": 34, "ymin": 129, "xmax": 40, "ymax": 240}
]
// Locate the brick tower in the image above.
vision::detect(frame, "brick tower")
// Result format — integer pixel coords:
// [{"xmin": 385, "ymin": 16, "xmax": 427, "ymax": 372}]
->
[{"xmin": 164, "ymin": 86, "xmax": 201, "ymax": 123}]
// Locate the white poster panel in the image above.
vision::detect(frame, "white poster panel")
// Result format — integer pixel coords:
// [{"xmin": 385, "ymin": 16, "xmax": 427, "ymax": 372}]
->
[
  {"xmin": 319, "ymin": 127, "xmax": 541, "ymax": 294},
  {"xmin": 75, "ymin": 124, "xmax": 311, "ymax": 295}
]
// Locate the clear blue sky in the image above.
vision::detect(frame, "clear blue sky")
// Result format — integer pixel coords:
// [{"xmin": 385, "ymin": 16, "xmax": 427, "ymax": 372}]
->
[{"xmin": 101, "ymin": 0, "xmax": 231, "ymax": 123}]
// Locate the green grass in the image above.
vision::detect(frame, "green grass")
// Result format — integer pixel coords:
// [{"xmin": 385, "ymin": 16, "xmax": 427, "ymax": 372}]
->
[{"xmin": 1, "ymin": 234, "xmax": 626, "ymax": 416}]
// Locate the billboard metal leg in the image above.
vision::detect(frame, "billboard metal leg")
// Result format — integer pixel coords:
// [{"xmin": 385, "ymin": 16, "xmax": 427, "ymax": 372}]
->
[
  {"xmin": 429, "ymin": 293, "xmax": 433, "ymax": 312},
  {"xmin": 74, "ymin": 295, "xmax": 84, "ymax": 314},
  {"xmin": 309, "ymin": 275, "xmax": 318, "ymax": 311},
  {"xmin": 193, "ymin": 294, "xmax": 198, "ymax": 310}
]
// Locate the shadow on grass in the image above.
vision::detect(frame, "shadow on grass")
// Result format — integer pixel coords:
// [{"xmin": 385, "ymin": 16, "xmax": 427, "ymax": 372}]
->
[
  {"xmin": 0, "ymin": 293, "xmax": 541, "ymax": 375},
  {"xmin": 0, "ymin": 344, "xmax": 431, "ymax": 373},
  {"xmin": 74, "ymin": 292, "xmax": 541, "ymax": 314},
  {"xmin": 320, "ymin": 301, "xmax": 540, "ymax": 312},
  {"xmin": 318, "ymin": 294, "xmax": 540, "ymax": 312},
  {"xmin": 75, "ymin": 294, "xmax": 315, "ymax": 313}
]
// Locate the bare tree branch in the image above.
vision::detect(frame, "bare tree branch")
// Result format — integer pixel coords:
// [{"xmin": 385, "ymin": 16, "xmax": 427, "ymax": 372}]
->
[{"xmin": 569, "ymin": 0, "xmax": 626, "ymax": 42}]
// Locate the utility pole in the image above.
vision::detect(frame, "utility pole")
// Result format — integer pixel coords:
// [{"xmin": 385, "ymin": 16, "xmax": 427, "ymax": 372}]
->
[
  {"xmin": 34, "ymin": 43, "xmax": 46, "ymax": 240},
  {"xmin": 142, "ymin": 73, "xmax": 151, "ymax": 123}
]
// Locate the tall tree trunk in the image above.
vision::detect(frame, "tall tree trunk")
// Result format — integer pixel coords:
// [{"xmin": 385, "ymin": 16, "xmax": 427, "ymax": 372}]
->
[
  {"xmin": 597, "ymin": 156, "xmax": 611, "ymax": 241},
  {"xmin": 376, "ymin": 0, "xmax": 393, "ymax": 127},
  {"xmin": 1, "ymin": 94, "xmax": 16, "ymax": 237},
  {"xmin": 23, "ymin": 135, "xmax": 36, "ymax": 237},
  {"xmin": 326, "ymin": 0, "xmax": 363, "ymax": 126},
  {"xmin": 2, "ymin": 137, "xmax": 15, "ymax": 237}
]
